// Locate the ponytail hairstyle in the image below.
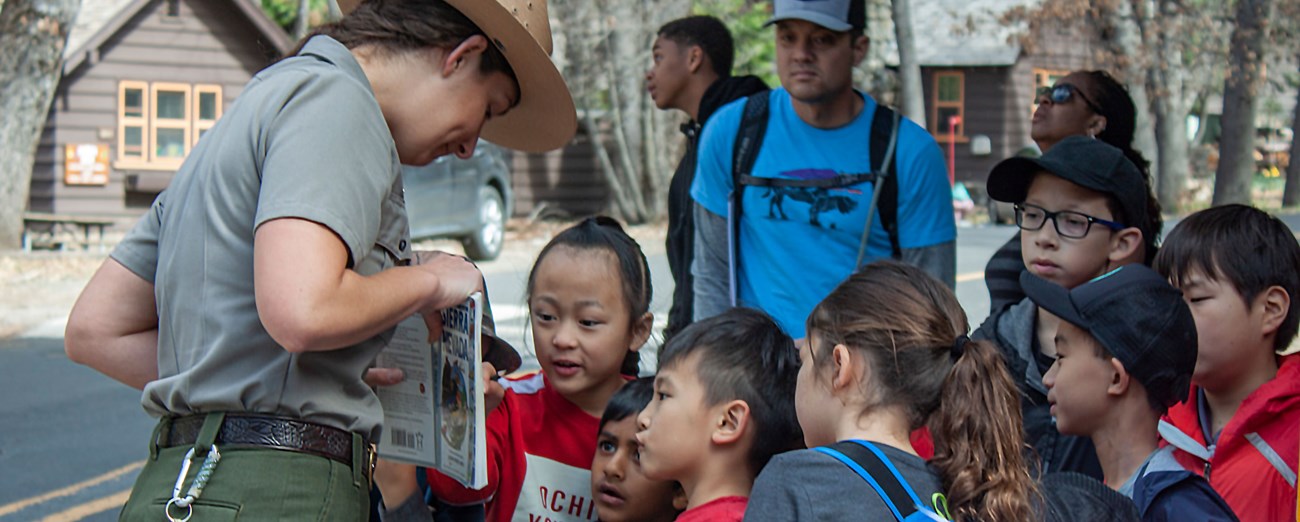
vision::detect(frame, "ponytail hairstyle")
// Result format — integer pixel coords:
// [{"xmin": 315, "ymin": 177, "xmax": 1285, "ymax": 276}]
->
[
  {"xmin": 288, "ymin": 0, "xmax": 515, "ymax": 83},
  {"xmin": 526, "ymin": 216, "xmax": 652, "ymax": 376},
  {"xmin": 805, "ymin": 261, "xmax": 1038, "ymax": 521},
  {"xmin": 1082, "ymin": 70, "xmax": 1163, "ymax": 262}
]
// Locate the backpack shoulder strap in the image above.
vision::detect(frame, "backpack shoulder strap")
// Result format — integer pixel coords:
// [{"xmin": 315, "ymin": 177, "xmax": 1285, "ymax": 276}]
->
[
  {"xmin": 815, "ymin": 440, "xmax": 930, "ymax": 521},
  {"xmin": 869, "ymin": 104, "xmax": 903, "ymax": 259},
  {"xmin": 725, "ymin": 92, "xmax": 770, "ymax": 306},
  {"xmin": 733, "ymin": 92, "xmax": 770, "ymax": 185}
]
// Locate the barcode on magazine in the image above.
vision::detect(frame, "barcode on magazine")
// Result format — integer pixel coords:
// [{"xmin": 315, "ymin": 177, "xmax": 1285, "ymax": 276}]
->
[{"xmin": 389, "ymin": 428, "xmax": 417, "ymax": 449}]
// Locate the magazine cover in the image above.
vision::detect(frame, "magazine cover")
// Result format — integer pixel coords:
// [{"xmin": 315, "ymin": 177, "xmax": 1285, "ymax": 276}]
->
[{"xmin": 375, "ymin": 292, "xmax": 487, "ymax": 489}]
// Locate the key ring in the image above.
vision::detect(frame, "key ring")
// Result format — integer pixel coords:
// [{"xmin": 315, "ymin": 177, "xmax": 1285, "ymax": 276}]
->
[{"xmin": 165, "ymin": 497, "xmax": 193, "ymax": 522}]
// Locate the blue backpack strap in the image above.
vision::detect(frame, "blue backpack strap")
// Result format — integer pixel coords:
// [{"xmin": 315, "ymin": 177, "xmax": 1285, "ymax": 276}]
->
[{"xmin": 815, "ymin": 440, "xmax": 940, "ymax": 521}]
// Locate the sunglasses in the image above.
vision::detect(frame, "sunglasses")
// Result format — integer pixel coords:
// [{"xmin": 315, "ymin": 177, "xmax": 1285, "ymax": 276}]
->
[{"xmin": 1035, "ymin": 83, "xmax": 1103, "ymax": 114}]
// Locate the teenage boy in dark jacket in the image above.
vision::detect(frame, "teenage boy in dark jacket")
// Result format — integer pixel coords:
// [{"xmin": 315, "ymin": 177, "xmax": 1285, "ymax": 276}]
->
[
  {"xmin": 973, "ymin": 136, "xmax": 1161, "ymax": 479},
  {"xmin": 646, "ymin": 15, "xmax": 766, "ymax": 340}
]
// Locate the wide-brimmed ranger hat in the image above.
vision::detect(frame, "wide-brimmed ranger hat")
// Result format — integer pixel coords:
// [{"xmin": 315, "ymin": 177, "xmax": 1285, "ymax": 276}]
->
[{"xmin": 338, "ymin": 0, "xmax": 576, "ymax": 153}]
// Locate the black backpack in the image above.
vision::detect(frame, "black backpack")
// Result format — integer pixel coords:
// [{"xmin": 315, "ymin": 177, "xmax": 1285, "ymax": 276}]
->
[{"xmin": 726, "ymin": 92, "xmax": 902, "ymax": 304}]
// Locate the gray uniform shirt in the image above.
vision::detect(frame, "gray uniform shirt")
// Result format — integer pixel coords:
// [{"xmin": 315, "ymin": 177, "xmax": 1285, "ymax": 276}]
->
[
  {"xmin": 112, "ymin": 35, "xmax": 408, "ymax": 441},
  {"xmin": 744, "ymin": 445, "xmax": 946, "ymax": 521}
]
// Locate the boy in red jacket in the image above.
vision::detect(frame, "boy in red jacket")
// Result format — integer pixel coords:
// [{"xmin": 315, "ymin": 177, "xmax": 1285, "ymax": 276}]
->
[{"xmin": 1153, "ymin": 204, "xmax": 1300, "ymax": 522}]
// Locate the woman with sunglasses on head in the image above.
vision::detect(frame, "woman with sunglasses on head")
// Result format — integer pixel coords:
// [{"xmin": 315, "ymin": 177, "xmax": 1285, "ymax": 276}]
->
[
  {"xmin": 984, "ymin": 70, "xmax": 1163, "ymax": 314},
  {"xmin": 63, "ymin": 0, "xmax": 574, "ymax": 519}
]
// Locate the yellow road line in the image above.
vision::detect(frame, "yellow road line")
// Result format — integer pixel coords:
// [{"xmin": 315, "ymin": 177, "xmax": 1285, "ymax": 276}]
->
[
  {"xmin": 38, "ymin": 489, "xmax": 132, "ymax": 522},
  {"xmin": 956, "ymin": 271, "xmax": 984, "ymax": 283},
  {"xmin": 0, "ymin": 460, "xmax": 142, "ymax": 517}
]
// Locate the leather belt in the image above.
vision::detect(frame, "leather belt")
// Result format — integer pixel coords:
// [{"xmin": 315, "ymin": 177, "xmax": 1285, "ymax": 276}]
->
[{"xmin": 162, "ymin": 414, "xmax": 374, "ymax": 481}]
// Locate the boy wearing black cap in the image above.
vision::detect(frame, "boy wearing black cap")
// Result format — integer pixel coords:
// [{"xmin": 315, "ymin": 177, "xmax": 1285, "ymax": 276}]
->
[
  {"xmin": 974, "ymin": 135, "xmax": 1160, "ymax": 479},
  {"xmin": 1024, "ymin": 265, "xmax": 1237, "ymax": 520}
]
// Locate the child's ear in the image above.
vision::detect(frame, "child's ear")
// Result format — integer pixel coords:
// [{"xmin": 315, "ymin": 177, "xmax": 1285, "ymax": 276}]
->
[
  {"xmin": 711, "ymin": 400, "xmax": 751, "ymax": 446},
  {"xmin": 1107, "ymin": 227, "xmax": 1143, "ymax": 265},
  {"xmin": 629, "ymin": 312, "xmax": 654, "ymax": 352},
  {"xmin": 686, "ymin": 45, "xmax": 704, "ymax": 74},
  {"xmin": 831, "ymin": 344, "xmax": 856, "ymax": 392},
  {"xmin": 1258, "ymin": 285, "xmax": 1291, "ymax": 338},
  {"xmin": 1106, "ymin": 357, "xmax": 1130, "ymax": 397}
]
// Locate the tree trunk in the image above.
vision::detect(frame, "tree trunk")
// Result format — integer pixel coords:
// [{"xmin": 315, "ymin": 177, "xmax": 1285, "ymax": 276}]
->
[
  {"xmin": 1104, "ymin": 0, "xmax": 1160, "ymax": 183},
  {"xmin": 0, "ymin": 0, "xmax": 81, "ymax": 250},
  {"xmin": 1282, "ymin": 61, "xmax": 1300, "ymax": 206},
  {"xmin": 891, "ymin": 0, "xmax": 925, "ymax": 126},
  {"xmin": 1149, "ymin": 0, "xmax": 1191, "ymax": 211},
  {"xmin": 327, "ymin": 0, "xmax": 341, "ymax": 22},
  {"xmin": 1213, "ymin": 0, "xmax": 1273, "ymax": 205},
  {"xmin": 607, "ymin": 0, "xmax": 650, "ymax": 223},
  {"xmin": 294, "ymin": 0, "xmax": 310, "ymax": 39}
]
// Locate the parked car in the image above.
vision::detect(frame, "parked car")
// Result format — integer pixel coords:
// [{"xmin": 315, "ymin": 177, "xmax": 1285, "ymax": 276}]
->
[{"xmin": 402, "ymin": 140, "xmax": 512, "ymax": 261}]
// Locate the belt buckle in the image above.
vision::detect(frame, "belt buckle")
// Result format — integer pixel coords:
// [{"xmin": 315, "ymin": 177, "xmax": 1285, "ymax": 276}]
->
[{"xmin": 365, "ymin": 443, "xmax": 377, "ymax": 486}]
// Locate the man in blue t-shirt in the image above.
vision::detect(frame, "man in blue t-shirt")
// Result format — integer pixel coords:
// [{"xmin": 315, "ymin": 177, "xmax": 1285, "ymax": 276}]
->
[{"xmin": 690, "ymin": 0, "xmax": 955, "ymax": 338}]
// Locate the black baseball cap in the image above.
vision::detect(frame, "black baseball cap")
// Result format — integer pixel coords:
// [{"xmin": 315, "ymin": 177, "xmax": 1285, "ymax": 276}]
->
[
  {"xmin": 988, "ymin": 136, "xmax": 1151, "ymax": 241},
  {"xmin": 1021, "ymin": 265, "xmax": 1196, "ymax": 409}
]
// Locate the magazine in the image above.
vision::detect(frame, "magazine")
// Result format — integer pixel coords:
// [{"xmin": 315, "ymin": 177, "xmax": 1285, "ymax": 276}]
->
[{"xmin": 375, "ymin": 292, "xmax": 488, "ymax": 489}]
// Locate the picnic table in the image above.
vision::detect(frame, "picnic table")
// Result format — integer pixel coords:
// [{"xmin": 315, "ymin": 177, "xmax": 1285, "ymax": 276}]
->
[{"xmin": 22, "ymin": 212, "xmax": 117, "ymax": 252}]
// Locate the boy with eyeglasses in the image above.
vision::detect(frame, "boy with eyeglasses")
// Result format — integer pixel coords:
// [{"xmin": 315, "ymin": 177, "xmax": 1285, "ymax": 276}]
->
[{"xmin": 974, "ymin": 135, "xmax": 1161, "ymax": 480}]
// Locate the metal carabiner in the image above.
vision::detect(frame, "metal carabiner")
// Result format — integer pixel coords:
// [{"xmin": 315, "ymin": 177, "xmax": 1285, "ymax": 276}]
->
[
  {"xmin": 170, "ymin": 447, "xmax": 196, "ymax": 502},
  {"xmin": 165, "ymin": 445, "xmax": 220, "ymax": 522}
]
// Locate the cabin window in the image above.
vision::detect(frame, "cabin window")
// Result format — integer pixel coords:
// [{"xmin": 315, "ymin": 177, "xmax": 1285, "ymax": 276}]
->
[
  {"xmin": 193, "ymin": 86, "xmax": 223, "ymax": 144},
  {"xmin": 116, "ymin": 81, "xmax": 222, "ymax": 166},
  {"xmin": 118, "ymin": 81, "xmax": 148, "ymax": 159},
  {"xmin": 931, "ymin": 71, "xmax": 965, "ymax": 142}
]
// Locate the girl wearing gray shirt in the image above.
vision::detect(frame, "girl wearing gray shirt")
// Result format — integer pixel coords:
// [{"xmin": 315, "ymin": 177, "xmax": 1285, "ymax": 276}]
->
[{"xmin": 745, "ymin": 262, "xmax": 1040, "ymax": 521}]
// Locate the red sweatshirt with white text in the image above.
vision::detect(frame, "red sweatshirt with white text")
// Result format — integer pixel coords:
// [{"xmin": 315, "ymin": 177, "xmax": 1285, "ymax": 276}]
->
[{"xmin": 428, "ymin": 372, "xmax": 601, "ymax": 522}]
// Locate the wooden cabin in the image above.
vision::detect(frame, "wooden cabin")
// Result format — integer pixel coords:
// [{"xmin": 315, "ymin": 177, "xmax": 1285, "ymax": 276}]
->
[
  {"xmin": 28, "ymin": 0, "xmax": 290, "ymax": 218},
  {"xmin": 897, "ymin": 0, "xmax": 1095, "ymax": 186}
]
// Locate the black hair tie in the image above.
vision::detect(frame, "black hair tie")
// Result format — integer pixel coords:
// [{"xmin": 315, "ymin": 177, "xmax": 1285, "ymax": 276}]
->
[{"xmin": 951, "ymin": 334, "xmax": 970, "ymax": 361}]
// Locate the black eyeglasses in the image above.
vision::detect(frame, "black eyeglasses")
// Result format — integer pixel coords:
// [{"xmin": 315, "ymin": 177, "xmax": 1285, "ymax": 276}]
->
[
  {"xmin": 1014, "ymin": 203, "xmax": 1124, "ymax": 239},
  {"xmin": 1035, "ymin": 83, "xmax": 1103, "ymax": 114}
]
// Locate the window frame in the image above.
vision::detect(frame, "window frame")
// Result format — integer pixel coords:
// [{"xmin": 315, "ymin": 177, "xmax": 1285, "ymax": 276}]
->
[
  {"xmin": 192, "ymin": 85, "xmax": 223, "ymax": 145},
  {"xmin": 115, "ymin": 81, "xmax": 223, "ymax": 170},
  {"xmin": 117, "ymin": 80, "xmax": 149, "ymax": 162},
  {"xmin": 930, "ymin": 71, "xmax": 967, "ymax": 143},
  {"xmin": 150, "ymin": 82, "xmax": 192, "ymax": 168}
]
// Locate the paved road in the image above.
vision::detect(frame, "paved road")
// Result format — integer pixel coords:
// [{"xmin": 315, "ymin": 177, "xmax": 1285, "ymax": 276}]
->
[{"xmin": 0, "ymin": 224, "xmax": 1017, "ymax": 521}]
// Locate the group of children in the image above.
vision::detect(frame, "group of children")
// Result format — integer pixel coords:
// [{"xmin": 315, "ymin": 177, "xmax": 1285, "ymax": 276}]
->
[{"xmin": 373, "ymin": 137, "xmax": 1299, "ymax": 521}]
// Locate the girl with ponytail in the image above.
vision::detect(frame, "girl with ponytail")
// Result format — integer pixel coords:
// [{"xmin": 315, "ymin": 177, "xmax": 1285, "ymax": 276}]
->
[{"xmin": 745, "ymin": 261, "xmax": 1037, "ymax": 521}]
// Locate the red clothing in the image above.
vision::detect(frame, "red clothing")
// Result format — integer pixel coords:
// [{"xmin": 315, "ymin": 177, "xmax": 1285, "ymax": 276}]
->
[
  {"xmin": 1159, "ymin": 355, "xmax": 1300, "ymax": 522},
  {"xmin": 676, "ymin": 496, "xmax": 748, "ymax": 522},
  {"xmin": 428, "ymin": 373, "xmax": 601, "ymax": 522}
]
